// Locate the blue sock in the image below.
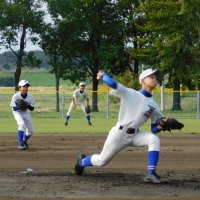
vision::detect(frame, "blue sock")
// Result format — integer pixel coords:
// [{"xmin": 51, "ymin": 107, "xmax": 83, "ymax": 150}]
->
[
  {"xmin": 18, "ymin": 130, "xmax": 24, "ymax": 143},
  {"xmin": 87, "ymin": 115, "xmax": 91, "ymax": 122},
  {"xmin": 79, "ymin": 155, "xmax": 93, "ymax": 167},
  {"xmin": 24, "ymin": 134, "xmax": 30, "ymax": 141},
  {"xmin": 66, "ymin": 115, "xmax": 70, "ymax": 122},
  {"xmin": 147, "ymin": 151, "xmax": 159, "ymax": 174}
]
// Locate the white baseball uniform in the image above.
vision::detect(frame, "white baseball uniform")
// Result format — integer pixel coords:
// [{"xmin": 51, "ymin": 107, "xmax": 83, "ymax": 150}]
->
[
  {"xmin": 91, "ymin": 83, "xmax": 163, "ymax": 166},
  {"xmin": 10, "ymin": 92, "xmax": 35, "ymax": 136},
  {"xmin": 67, "ymin": 89, "xmax": 88, "ymax": 116}
]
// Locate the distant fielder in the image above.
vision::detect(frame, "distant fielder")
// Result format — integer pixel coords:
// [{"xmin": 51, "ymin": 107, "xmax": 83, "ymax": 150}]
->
[
  {"xmin": 10, "ymin": 80, "xmax": 35, "ymax": 150},
  {"xmin": 74, "ymin": 69, "xmax": 184, "ymax": 183},
  {"xmin": 65, "ymin": 81, "xmax": 92, "ymax": 126}
]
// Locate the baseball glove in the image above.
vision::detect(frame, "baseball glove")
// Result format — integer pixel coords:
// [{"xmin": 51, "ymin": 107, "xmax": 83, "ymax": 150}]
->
[
  {"xmin": 85, "ymin": 105, "xmax": 91, "ymax": 114},
  {"xmin": 15, "ymin": 99, "xmax": 29, "ymax": 111},
  {"xmin": 157, "ymin": 117, "xmax": 184, "ymax": 132}
]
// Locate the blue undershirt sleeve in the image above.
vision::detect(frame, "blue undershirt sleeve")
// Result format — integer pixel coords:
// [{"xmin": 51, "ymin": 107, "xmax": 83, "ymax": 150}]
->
[
  {"xmin": 13, "ymin": 105, "xmax": 20, "ymax": 111},
  {"xmin": 102, "ymin": 73, "xmax": 118, "ymax": 89}
]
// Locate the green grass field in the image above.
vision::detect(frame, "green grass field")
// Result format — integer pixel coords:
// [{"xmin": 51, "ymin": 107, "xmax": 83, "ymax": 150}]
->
[
  {"xmin": 0, "ymin": 69, "xmax": 200, "ymax": 134},
  {"xmin": 0, "ymin": 118, "xmax": 199, "ymax": 134},
  {"xmin": 0, "ymin": 69, "xmax": 73, "ymax": 87}
]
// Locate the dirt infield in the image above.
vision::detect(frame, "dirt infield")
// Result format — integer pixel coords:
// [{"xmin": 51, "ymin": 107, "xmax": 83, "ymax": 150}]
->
[{"xmin": 0, "ymin": 134, "xmax": 200, "ymax": 200}]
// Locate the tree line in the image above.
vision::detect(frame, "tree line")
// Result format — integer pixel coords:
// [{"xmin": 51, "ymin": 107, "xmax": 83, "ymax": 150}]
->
[
  {"xmin": 0, "ymin": 0, "xmax": 199, "ymax": 111},
  {"xmin": 0, "ymin": 50, "xmax": 50, "ymax": 69}
]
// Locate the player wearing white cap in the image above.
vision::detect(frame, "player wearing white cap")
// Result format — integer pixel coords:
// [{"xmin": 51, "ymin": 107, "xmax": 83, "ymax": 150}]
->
[
  {"xmin": 65, "ymin": 81, "xmax": 92, "ymax": 126},
  {"xmin": 75, "ymin": 68, "xmax": 165, "ymax": 183},
  {"xmin": 10, "ymin": 80, "xmax": 35, "ymax": 150}
]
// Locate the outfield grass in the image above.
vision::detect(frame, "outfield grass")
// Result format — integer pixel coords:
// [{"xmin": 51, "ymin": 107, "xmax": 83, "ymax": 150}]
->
[
  {"xmin": 0, "ymin": 118, "xmax": 199, "ymax": 134},
  {"xmin": 0, "ymin": 69, "xmax": 73, "ymax": 87},
  {"xmin": 21, "ymin": 70, "xmax": 73, "ymax": 87},
  {"xmin": 1, "ymin": 69, "xmax": 200, "ymax": 134}
]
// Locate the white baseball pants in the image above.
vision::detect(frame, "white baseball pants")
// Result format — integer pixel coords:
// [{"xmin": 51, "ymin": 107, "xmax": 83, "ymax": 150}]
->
[
  {"xmin": 12, "ymin": 110, "xmax": 33, "ymax": 136},
  {"xmin": 67, "ymin": 102, "xmax": 87, "ymax": 116},
  {"xmin": 91, "ymin": 124, "xmax": 160, "ymax": 167}
]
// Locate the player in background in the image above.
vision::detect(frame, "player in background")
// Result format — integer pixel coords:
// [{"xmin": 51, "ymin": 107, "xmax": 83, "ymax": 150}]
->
[
  {"xmin": 75, "ymin": 68, "xmax": 166, "ymax": 183},
  {"xmin": 10, "ymin": 80, "xmax": 35, "ymax": 150},
  {"xmin": 65, "ymin": 81, "xmax": 92, "ymax": 126}
]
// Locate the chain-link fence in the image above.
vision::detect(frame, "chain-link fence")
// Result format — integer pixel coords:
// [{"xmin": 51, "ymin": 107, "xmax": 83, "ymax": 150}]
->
[
  {"xmin": 152, "ymin": 91, "xmax": 200, "ymax": 118},
  {"xmin": 0, "ymin": 90, "xmax": 199, "ymax": 119}
]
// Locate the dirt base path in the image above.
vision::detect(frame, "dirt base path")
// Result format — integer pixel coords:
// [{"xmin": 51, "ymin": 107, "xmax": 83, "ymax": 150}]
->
[{"xmin": 0, "ymin": 134, "xmax": 199, "ymax": 200}]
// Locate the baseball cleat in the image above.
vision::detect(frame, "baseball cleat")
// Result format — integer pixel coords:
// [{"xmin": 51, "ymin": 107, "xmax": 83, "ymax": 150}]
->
[
  {"xmin": 143, "ymin": 171, "xmax": 161, "ymax": 183},
  {"xmin": 75, "ymin": 154, "xmax": 86, "ymax": 176},
  {"xmin": 88, "ymin": 122, "xmax": 92, "ymax": 126},
  {"xmin": 23, "ymin": 141, "xmax": 29, "ymax": 149},
  {"xmin": 65, "ymin": 121, "xmax": 68, "ymax": 126},
  {"xmin": 17, "ymin": 142, "xmax": 27, "ymax": 150}
]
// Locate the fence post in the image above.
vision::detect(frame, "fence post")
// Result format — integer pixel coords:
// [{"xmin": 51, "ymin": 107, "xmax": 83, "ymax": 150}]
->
[
  {"xmin": 160, "ymin": 81, "xmax": 165, "ymax": 112},
  {"xmin": 197, "ymin": 91, "xmax": 200, "ymax": 119},
  {"xmin": 61, "ymin": 92, "xmax": 65, "ymax": 119},
  {"xmin": 106, "ymin": 91, "xmax": 110, "ymax": 118}
]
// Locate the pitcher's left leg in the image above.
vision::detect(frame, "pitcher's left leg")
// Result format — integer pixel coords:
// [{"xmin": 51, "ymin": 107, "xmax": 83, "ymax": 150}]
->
[{"xmin": 131, "ymin": 131, "xmax": 161, "ymax": 183}]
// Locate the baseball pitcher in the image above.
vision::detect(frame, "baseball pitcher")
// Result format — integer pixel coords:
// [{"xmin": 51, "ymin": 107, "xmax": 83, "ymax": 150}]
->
[
  {"xmin": 10, "ymin": 80, "xmax": 35, "ymax": 150},
  {"xmin": 74, "ymin": 69, "xmax": 184, "ymax": 183}
]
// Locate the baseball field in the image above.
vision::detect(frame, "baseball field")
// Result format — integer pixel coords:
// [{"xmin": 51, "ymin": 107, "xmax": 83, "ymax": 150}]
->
[
  {"xmin": 0, "ymin": 133, "xmax": 199, "ymax": 200},
  {"xmin": 0, "ymin": 100, "xmax": 200, "ymax": 200},
  {"xmin": 1, "ymin": 0, "xmax": 200, "ymax": 198},
  {"xmin": 0, "ymin": 70, "xmax": 200, "ymax": 199}
]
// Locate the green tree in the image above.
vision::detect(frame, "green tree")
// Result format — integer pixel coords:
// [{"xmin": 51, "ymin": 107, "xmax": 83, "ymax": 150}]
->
[
  {"xmin": 39, "ymin": 25, "xmax": 65, "ymax": 112},
  {"xmin": 39, "ymin": 1, "xmax": 90, "ymax": 112},
  {"xmin": 117, "ymin": 69, "xmax": 140, "ymax": 89},
  {"xmin": 0, "ymin": 0, "xmax": 45, "ymax": 91},
  {"xmin": 46, "ymin": 0, "xmax": 133, "ymax": 111},
  {"xmin": 24, "ymin": 51, "xmax": 42, "ymax": 68},
  {"xmin": 118, "ymin": 0, "xmax": 144, "ymax": 76},
  {"xmin": 133, "ymin": 0, "xmax": 200, "ymax": 110}
]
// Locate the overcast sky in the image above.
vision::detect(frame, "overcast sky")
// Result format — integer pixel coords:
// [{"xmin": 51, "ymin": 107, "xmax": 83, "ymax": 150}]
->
[
  {"xmin": 0, "ymin": 40, "xmax": 42, "ymax": 54},
  {"xmin": 0, "ymin": 2, "xmax": 51, "ymax": 54}
]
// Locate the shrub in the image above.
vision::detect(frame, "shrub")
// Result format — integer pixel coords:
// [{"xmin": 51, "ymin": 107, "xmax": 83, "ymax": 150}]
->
[{"xmin": 0, "ymin": 77, "xmax": 15, "ymax": 86}]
